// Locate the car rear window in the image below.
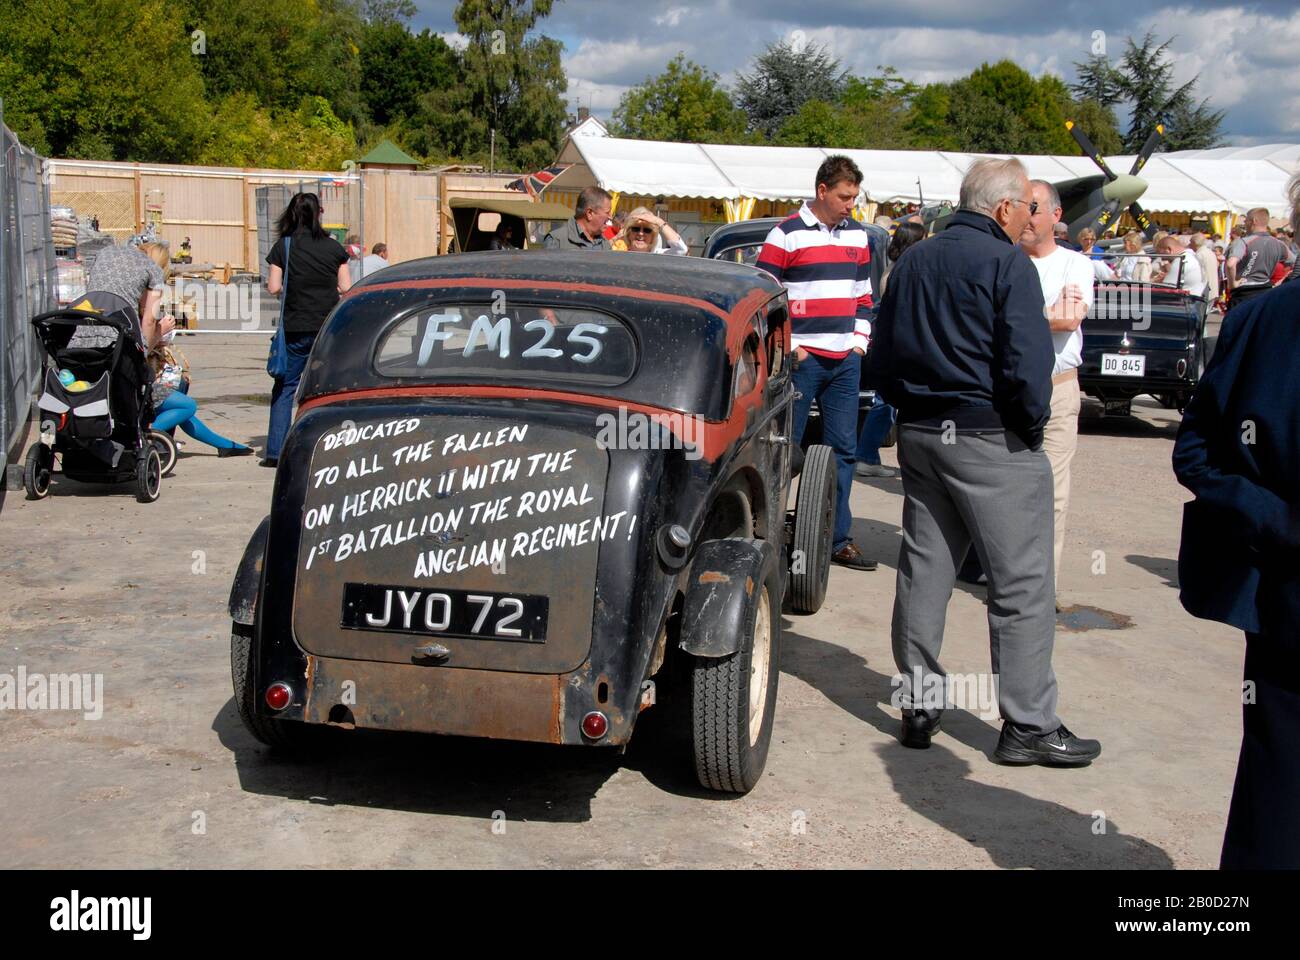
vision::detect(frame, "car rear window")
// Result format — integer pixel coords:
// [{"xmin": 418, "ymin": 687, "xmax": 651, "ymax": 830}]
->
[{"xmin": 375, "ymin": 303, "xmax": 637, "ymax": 387}]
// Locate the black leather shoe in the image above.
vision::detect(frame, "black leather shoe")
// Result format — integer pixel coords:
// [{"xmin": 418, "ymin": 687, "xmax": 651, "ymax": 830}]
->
[
  {"xmin": 218, "ymin": 445, "xmax": 253, "ymax": 458},
  {"xmin": 259, "ymin": 457, "xmax": 278, "ymax": 468},
  {"xmin": 993, "ymin": 722, "xmax": 1101, "ymax": 767},
  {"xmin": 900, "ymin": 709, "xmax": 942, "ymax": 749}
]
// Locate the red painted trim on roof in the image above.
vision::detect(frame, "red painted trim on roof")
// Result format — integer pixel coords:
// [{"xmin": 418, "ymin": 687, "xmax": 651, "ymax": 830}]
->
[{"xmin": 295, "ymin": 382, "xmax": 765, "ymax": 463}]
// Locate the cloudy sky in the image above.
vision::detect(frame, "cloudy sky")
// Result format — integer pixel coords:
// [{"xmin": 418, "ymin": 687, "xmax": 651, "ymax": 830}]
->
[{"xmin": 410, "ymin": 1, "xmax": 1300, "ymax": 146}]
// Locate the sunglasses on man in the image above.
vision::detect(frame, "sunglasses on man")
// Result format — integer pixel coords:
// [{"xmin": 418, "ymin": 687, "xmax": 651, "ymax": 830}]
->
[{"xmin": 1008, "ymin": 198, "xmax": 1040, "ymax": 215}]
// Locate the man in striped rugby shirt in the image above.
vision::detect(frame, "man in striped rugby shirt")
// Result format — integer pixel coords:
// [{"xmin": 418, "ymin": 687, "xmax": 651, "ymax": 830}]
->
[{"xmin": 757, "ymin": 155, "xmax": 877, "ymax": 571}]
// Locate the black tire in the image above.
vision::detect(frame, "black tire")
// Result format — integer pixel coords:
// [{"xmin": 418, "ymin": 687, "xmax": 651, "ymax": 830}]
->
[
  {"xmin": 881, "ymin": 422, "xmax": 898, "ymax": 449},
  {"xmin": 149, "ymin": 429, "xmax": 177, "ymax": 477},
  {"xmin": 135, "ymin": 447, "xmax": 161, "ymax": 503},
  {"xmin": 789, "ymin": 443, "xmax": 835, "ymax": 614},
  {"xmin": 23, "ymin": 444, "xmax": 53, "ymax": 500},
  {"xmin": 690, "ymin": 569, "xmax": 780, "ymax": 794},
  {"xmin": 230, "ymin": 623, "xmax": 318, "ymax": 750}
]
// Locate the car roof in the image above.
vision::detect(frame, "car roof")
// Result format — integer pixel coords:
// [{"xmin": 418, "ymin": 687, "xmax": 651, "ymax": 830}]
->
[
  {"xmin": 299, "ymin": 251, "xmax": 789, "ymax": 419},
  {"xmin": 447, "ymin": 197, "xmax": 574, "ymax": 220},
  {"xmin": 704, "ymin": 216, "xmax": 889, "ymax": 259},
  {"xmin": 351, "ymin": 250, "xmax": 785, "ymax": 318}
]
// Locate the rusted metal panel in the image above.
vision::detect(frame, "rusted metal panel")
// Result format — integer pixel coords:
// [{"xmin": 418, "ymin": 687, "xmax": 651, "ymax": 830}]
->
[{"xmin": 303, "ymin": 655, "xmax": 566, "ymax": 744}]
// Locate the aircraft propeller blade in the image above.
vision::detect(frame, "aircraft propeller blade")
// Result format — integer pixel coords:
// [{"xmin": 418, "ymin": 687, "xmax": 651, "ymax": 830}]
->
[
  {"xmin": 1128, "ymin": 124, "xmax": 1164, "ymax": 177},
  {"xmin": 1129, "ymin": 202, "xmax": 1158, "ymax": 241},
  {"xmin": 1066, "ymin": 120, "xmax": 1119, "ymax": 181}
]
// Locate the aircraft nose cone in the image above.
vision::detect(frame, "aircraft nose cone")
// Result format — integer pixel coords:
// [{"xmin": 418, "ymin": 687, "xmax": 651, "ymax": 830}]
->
[{"xmin": 1103, "ymin": 174, "xmax": 1147, "ymax": 205}]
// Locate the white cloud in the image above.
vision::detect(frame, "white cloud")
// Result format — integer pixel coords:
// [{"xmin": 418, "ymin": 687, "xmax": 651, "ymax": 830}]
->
[
  {"xmin": 565, "ymin": 77, "xmax": 630, "ymax": 115},
  {"xmin": 438, "ymin": 31, "xmax": 467, "ymax": 51},
  {"xmin": 653, "ymin": 6, "xmax": 693, "ymax": 28},
  {"xmin": 563, "ymin": 38, "xmax": 689, "ymax": 85}
]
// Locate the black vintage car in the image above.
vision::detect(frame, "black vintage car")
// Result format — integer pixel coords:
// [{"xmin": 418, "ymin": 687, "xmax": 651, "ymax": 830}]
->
[
  {"xmin": 705, "ymin": 216, "xmax": 893, "ymax": 444},
  {"xmin": 227, "ymin": 252, "xmax": 838, "ymax": 793},
  {"xmin": 1080, "ymin": 254, "xmax": 1211, "ymax": 415}
]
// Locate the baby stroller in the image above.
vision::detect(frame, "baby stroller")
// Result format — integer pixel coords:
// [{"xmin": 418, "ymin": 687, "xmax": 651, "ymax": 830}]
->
[{"xmin": 26, "ymin": 292, "xmax": 173, "ymax": 502}]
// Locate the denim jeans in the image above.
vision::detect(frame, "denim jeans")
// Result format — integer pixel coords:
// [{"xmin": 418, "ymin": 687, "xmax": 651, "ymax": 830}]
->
[
  {"xmin": 855, "ymin": 393, "xmax": 895, "ymax": 465},
  {"xmin": 266, "ymin": 332, "xmax": 316, "ymax": 459},
  {"xmin": 791, "ymin": 350, "xmax": 860, "ymax": 551}
]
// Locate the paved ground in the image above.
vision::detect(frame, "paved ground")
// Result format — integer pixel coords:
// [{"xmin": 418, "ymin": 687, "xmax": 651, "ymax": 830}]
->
[{"xmin": 0, "ymin": 334, "xmax": 1240, "ymax": 868}]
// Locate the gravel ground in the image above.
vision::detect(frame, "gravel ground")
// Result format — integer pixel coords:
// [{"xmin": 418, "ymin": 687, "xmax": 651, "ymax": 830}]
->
[{"xmin": 0, "ymin": 334, "xmax": 1239, "ymax": 868}]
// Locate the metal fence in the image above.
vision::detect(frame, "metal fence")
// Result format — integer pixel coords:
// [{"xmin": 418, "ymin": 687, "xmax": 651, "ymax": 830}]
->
[
  {"xmin": 255, "ymin": 177, "xmax": 363, "ymax": 282},
  {"xmin": 1, "ymin": 101, "xmax": 56, "ymax": 482}
]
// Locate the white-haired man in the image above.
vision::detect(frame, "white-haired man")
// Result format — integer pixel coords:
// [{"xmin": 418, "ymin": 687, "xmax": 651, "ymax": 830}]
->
[{"xmin": 866, "ymin": 158, "xmax": 1101, "ymax": 766}]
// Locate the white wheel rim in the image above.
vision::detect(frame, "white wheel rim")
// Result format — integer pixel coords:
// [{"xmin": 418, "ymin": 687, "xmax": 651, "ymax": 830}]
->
[{"xmin": 747, "ymin": 588, "xmax": 771, "ymax": 747}]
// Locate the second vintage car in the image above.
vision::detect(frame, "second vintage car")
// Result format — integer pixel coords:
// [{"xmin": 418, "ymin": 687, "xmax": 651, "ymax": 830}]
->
[{"xmin": 228, "ymin": 252, "xmax": 838, "ymax": 793}]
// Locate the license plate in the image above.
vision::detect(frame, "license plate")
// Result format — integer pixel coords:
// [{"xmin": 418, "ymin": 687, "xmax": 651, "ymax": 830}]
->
[
  {"xmin": 1101, "ymin": 353, "xmax": 1145, "ymax": 376},
  {"xmin": 341, "ymin": 583, "xmax": 548, "ymax": 642}
]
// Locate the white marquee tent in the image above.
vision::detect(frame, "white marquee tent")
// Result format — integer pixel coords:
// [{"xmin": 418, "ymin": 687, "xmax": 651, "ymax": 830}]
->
[{"xmin": 550, "ymin": 131, "xmax": 1298, "ymax": 219}]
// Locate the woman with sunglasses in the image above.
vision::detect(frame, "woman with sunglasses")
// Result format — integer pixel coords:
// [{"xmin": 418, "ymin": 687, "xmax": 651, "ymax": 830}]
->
[{"xmin": 612, "ymin": 206, "xmax": 689, "ymax": 255}]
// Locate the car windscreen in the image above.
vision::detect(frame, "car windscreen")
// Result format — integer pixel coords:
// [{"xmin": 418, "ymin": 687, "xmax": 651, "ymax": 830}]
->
[
  {"xmin": 374, "ymin": 303, "xmax": 637, "ymax": 388},
  {"xmin": 713, "ymin": 242, "xmax": 764, "ymax": 266}
]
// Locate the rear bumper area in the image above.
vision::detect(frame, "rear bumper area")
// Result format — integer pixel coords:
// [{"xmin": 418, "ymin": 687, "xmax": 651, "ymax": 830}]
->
[{"xmin": 300, "ymin": 654, "xmax": 567, "ymax": 744}]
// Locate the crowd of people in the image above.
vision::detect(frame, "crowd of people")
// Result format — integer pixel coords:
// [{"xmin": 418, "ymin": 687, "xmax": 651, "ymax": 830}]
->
[
  {"xmin": 1056, "ymin": 211, "xmax": 1297, "ymax": 310},
  {"xmin": 732, "ymin": 153, "xmax": 1297, "ymax": 870},
  {"xmin": 62, "ymin": 161, "xmax": 1299, "ymax": 868}
]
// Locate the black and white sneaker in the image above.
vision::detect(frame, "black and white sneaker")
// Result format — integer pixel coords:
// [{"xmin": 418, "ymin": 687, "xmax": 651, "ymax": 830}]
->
[{"xmin": 993, "ymin": 722, "xmax": 1101, "ymax": 767}]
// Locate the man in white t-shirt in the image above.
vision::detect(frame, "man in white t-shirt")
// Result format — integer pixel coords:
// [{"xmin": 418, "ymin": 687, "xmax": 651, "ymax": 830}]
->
[
  {"xmin": 1021, "ymin": 180, "xmax": 1094, "ymax": 602},
  {"xmin": 360, "ymin": 242, "xmax": 389, "ymax": 278}
]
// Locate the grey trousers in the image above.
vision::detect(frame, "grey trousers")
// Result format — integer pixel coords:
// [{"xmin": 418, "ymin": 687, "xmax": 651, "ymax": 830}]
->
[{"xmin": 891, "ymin": 425, "xmax": 1060, "ymax": 734}]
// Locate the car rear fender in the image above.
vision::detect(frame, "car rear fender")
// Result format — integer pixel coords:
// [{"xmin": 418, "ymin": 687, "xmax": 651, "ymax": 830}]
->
[
  {"xmin": 679, "ymin": 538, "xmax": 777, "ymax": 658},
  {"xmin": 228, "ymin": 515, "xmax": 270, "ymax": 626}
]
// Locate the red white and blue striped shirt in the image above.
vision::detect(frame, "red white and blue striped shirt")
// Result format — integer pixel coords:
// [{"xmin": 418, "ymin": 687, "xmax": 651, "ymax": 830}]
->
[{"xmin": 755, "ymin": 203, "xmax": 873, "ymax": 357}]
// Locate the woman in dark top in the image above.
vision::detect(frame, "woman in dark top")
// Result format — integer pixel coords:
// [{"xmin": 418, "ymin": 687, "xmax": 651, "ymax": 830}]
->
[{"xmin": 262, "ymin": 192, "xmax": 351, "ymax": 466}]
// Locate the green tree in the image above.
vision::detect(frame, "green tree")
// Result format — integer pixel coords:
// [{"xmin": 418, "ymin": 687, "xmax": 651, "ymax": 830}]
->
[
  {"xmin": 956, "ymin": 62, "xmax": 1076, "ymax": 154},
  {"xmin": 1067, "ymin": 99, "xmax": 1123, "ymax": 156},
  {"xmin": 905, "ymin": 84, "xmax": 959, "ymax": 150},
  {"xmin": 610, "ymin": 55, "xmax": 747, "ymax": 142},
  {"xmin": 452, "ymin": 0, "xmax": 568, "ymax": 170},
  {"xmin": 841, "ymin": 68, "xmax": 921, "ymax": 149},
  {"xmin": 735, "ymin": 39, "xmax": 848, "ymax": 141},
  {"xmin": 360, "ymin": 24, "xmax": 459, "ymax": 127},
  {"xmin": 947, "ymin": 89, "xmax": 1030, "ymax": 153},
  {"xmin": 776, "ymin": 100, "xmax": 861, "ymax": 147},
  {"xmin": 0, "ymin": 0, "xmax": 208, "ymax": 161},
  {"xmin": 362, "ymin": 0, "xmax": 417, "ymax": 23},
  {"xmin": 1114, "ymin": 32, "xmax": 1224, "ymax": 152},
  {"xmin": 1070, "ymin": 53, "xmax": 1124, "ymax": 107},
  {"xmin": 180, "ymin": 0, "xmax": 366, "ymax": 127},
  {"xmin": 1161, "ymin": 97, "xmax": 1227, "ymax": 150}
]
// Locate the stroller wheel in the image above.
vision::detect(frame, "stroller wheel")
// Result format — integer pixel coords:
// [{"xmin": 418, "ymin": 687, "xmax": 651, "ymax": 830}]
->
[
  {"xmin": 135, "ymin": 447, "xmax": 162, "ymax": 503},
  {"xmin": 23, "ymin": 444, "xmax": 53, "ymax": 500},
  {"xmin": 149, "ymin": 430, "xmax": 177, "ymax": 477}
]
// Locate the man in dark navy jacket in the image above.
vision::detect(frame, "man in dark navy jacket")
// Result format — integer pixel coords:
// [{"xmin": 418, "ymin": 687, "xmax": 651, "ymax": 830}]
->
[
  {"xmin": 865, "ymin": 157, "xmax": 1101, "ymax": 765},
  {"xmin": 1173, "ymin": 174, "xmax": 1300, "ymax": 868}
]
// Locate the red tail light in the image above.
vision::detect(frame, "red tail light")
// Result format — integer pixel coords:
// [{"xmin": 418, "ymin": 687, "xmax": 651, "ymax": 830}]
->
[
  {"xmin": 581, "ymin": 711, "xmax": 608, "ymax": 740},
  {"xmin": 265, "ymin": 682, "xmax": 292, "ymax": 711}
]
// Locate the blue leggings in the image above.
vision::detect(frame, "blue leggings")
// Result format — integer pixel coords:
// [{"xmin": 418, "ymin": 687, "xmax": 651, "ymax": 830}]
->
[{"xmin": 152, "ymin": 391, "xmax": 249, "ymax": 451}]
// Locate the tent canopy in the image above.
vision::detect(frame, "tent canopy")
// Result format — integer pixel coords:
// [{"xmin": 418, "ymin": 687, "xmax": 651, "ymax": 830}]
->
[{"xmin": 553, "ymin": 134, "xmax": 1299, "ymax": 217}]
